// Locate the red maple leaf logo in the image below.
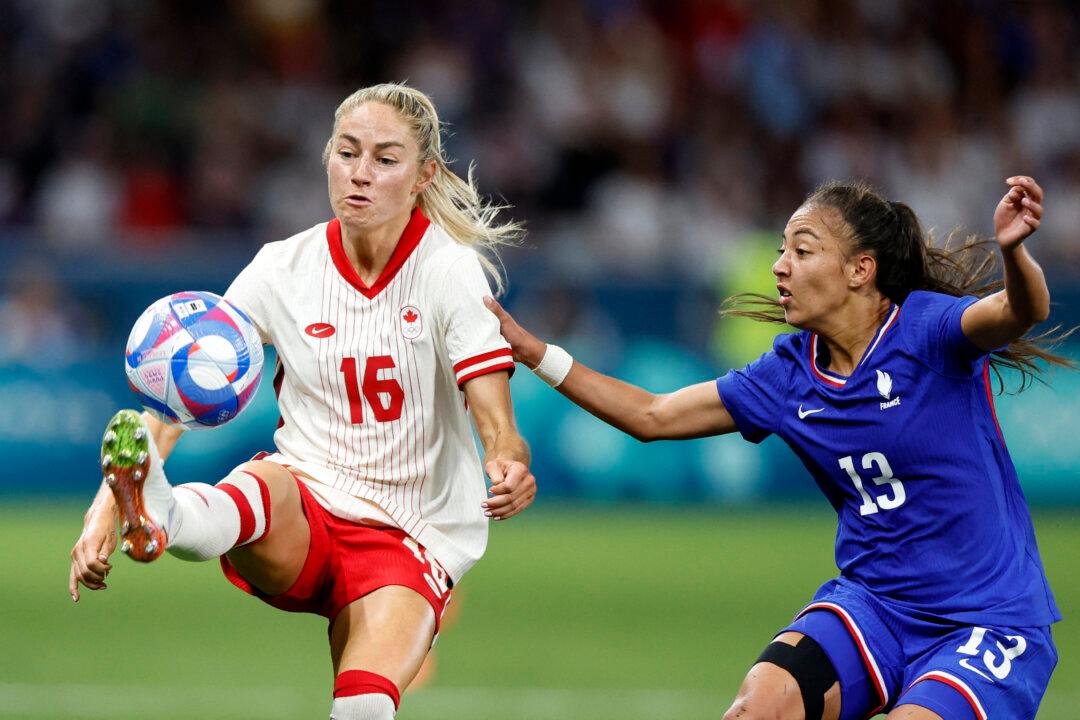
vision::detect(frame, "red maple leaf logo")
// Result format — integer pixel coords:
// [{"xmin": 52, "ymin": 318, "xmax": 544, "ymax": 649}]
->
[{"xmin": 403, "ymin": 309, "xmax": 419, "ymax": 323}]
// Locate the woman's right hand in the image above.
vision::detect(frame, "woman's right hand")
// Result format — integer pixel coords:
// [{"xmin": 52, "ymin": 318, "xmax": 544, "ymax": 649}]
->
[
  {"xmin": 68, "ymin": 491, "xmax": 118, "ymax": 602},
  {"xmin": 483, "ymin": 297, "xmax": 548, "ymax": 369}
]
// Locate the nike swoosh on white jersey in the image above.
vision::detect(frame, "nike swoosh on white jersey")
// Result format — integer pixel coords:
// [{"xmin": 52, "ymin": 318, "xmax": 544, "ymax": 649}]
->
[{"xmin": 798, "ymin": 405, "xmax": 825, "ymax": 419}]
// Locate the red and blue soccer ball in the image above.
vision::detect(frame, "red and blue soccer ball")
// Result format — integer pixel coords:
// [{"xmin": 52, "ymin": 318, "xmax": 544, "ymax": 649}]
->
[{"xmin": 125, "ymin": 291, "xmax": 264, "ymax": 430}]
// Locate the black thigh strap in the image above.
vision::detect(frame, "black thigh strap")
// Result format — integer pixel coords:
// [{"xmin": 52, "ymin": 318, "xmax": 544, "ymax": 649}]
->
[{"xmin": 756, "ymin": 636, "xmax": 837, "ymax": 720}]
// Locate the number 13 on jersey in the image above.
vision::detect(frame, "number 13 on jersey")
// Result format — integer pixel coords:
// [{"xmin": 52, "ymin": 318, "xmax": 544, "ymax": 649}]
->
[
  {"xmin": 340, "ymin": 356, "xmax": 404, "ymax": 423},
  {"xmin": 840, "ymin": 452, "xmax": 907, "ymax": 516}
]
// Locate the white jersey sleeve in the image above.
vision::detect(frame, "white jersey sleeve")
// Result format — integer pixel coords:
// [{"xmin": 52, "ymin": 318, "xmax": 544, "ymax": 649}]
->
[
  {"xmin": 224, "ymin": 246, "xmax": 275, "ymax": 345},
  {"xmin": 435, "ymin": 252, "xmax": 514, "ymax": 387}
]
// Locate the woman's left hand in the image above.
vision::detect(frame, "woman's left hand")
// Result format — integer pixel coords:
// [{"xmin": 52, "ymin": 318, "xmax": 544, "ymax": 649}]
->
[
  {"xmin": 994, "ymin": 176, "xmax": 1043, "ymax": 251},
  {"xmin": 482, "ymin": 459, "xmax": 537, "ymax": 521}
]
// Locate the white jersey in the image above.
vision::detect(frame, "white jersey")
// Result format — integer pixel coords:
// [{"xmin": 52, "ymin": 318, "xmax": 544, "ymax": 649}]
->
[{"xmin": 225, "ymin": 208, "xmax": 514, "ymax": 581}]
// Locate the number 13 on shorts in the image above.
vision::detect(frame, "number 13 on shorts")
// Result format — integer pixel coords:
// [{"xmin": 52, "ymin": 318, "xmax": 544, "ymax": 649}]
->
[{"xmin": 956, "ymin": 626, "xmax": 1027, "ymax": 681}]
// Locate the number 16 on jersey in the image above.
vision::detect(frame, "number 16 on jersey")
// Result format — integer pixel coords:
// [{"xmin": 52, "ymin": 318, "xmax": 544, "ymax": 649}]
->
[{"xmin": 340, "ymin": 355, "xmax": 404, "ymax": 424}]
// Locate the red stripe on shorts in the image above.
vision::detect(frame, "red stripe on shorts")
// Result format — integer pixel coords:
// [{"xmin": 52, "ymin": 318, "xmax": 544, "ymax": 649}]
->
[
  {"xmin": 797, "ymin": 602, "xmax": 888, "ymax": 717},
  {"xmin": 909, "ymin": 672, "xmax": 987, "ymax": 720}
]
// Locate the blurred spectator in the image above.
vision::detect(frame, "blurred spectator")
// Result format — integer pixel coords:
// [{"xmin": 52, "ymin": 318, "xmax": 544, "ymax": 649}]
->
[
  {"xmin": 0, "ymin": 257, "xmax": 103, "ymax": 368},
  {"xmin": 34, "ymin": 121, "xmax": 121, "ymax": 252},
  {"xmin": 2, "ymin": 0, "xmax": 1080, "ymax": 361}
]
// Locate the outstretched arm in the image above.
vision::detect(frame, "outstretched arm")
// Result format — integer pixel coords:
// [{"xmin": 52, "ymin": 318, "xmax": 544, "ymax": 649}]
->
[
  {"xmin": 463, "ymin": 372, "xmax": 537, "ymax": 520},
  {"xmin": 484, "ymin": 298, "xmax": 737, "ymax": 442},
  {"xmin": 962, "ymin": 176, "xmax": 1051, "ymax": 351}
]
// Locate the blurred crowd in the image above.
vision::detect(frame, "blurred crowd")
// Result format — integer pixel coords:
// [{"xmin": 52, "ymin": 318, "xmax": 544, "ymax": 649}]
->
[{"xmin": 2, "ymin": 0, "xmax": 1080, "ymax": 367}]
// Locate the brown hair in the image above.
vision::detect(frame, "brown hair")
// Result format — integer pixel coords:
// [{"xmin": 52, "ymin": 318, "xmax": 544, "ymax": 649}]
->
[{"xmin": 722, "ymin": 181, "xmax": 1075, "ymax": 391}]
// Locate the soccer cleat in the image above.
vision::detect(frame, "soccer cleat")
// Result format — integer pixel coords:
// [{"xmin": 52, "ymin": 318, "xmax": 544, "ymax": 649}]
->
[{"xmin": 101, "ymin": 410, "xmax": 169, "ymax": 562}]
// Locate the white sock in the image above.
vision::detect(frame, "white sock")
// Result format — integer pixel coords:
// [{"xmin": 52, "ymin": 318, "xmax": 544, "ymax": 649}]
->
[
  {"xmin": 330, "ymin": 694, "xmax": 396, "ymax": 720},
  {"xmin": 165, "ymin": 471, "xmax": 270, "ymax": 561}
]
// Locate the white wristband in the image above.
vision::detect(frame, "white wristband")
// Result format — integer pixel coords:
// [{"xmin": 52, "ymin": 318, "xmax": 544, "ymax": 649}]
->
[{"xmin": 532, "ymin": 344, "xmax": 574, "ymax": 387}]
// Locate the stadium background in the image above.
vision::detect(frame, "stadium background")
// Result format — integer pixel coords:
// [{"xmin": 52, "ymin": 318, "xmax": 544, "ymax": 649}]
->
[{"xmin": 2, "ymin": 1, "xmax": 1078, "ymax": 717}]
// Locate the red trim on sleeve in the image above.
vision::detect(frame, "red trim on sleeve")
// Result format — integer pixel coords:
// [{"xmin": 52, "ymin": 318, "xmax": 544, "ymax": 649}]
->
[
  {"xmin": 326, "ymin": 207, "xmax": 430, "ymax": 299},
  {"xmin": 457, "ymin": 361, "xmax": 515, "ymax": 388},
  {"xmin": 218, "ymin": 482, "xmax": 255, "ymax": 545},
  {"xmin": 334, "ymin": 670, "xmax": 401, "ymax": 709},
  {"xmin": 453, "ymin": 347, "xmax": 513, "ymax": 373}
]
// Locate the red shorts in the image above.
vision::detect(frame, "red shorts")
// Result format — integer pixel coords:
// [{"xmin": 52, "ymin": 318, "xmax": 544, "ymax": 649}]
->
[{"xmin": 219, "ymin": 474, "xmax": 452, "ymax": 631}]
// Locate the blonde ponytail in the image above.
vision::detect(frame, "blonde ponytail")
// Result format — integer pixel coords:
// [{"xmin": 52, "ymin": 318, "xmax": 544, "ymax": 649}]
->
[{"xmin": 324, "ymin": 83, "xmax": 523, "ymax": 293}]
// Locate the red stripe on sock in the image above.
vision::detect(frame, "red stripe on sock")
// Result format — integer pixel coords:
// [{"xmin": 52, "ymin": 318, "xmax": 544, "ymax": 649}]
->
[
  {"xmin": 334, "ymin": 670, "xmax": 400, "ymax": 709},
  {"xmin": 240, "ymin": 471, "xmax": 271, "ymax": 543},
  {"xmin": 218, "ymin": 482, "xmax": 255, "ymax": 545}
]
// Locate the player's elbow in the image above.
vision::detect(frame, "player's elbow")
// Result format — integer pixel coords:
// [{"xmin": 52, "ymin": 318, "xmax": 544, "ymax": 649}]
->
[
  {"xmin": 1005, "ymin": 289, "xmax": 1050, "ymax": 327},
  {"xmin": 1010, "ymin": 303, "xmax": 1050, "ymax": 337},
  {"xmin": 1031, "ymin": 299, "xmax": 1051, "ymax": 325},
  {"xmin": 630, "ymin": 400, "xmax": 668, "ymax": 443},
  {"xmin": 626, "ymin": 425, "xmax": 659, "ymax": 443}
]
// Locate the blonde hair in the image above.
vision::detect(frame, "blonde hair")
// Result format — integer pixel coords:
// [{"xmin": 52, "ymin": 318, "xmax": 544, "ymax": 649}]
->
[{"xmin": 323, "ymin": 83, "xmax": 523, "ymax": 293}]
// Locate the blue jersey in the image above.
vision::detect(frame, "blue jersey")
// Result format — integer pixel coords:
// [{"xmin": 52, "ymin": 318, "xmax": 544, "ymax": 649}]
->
[{"xmin": 717, "ymin": 290, "xmax": 1060, "ymax": 626}]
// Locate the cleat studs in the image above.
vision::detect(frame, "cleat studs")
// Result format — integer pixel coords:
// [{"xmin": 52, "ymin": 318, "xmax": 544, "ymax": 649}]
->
[
  {"xmin": 133, "ymin": 470, "xmax": 144, "ymax": 482},
  {"xmin": 120, "ymin": 449, "xmax": 132, "ymax": 460},
  {"xmin": 121, "ymin": 521, "xmax": 130, "ymax": 534},
  {"xmin": 145, "ymin": 540, "xmax": 159, "ymax": 555},
  {"xmin": 105, "ymin": 474, "xmax": 116, "ymax": 487},
  {"xmin": 104, "ymin": 431, "xmax": 117, "ymax": 444},
  {"xmin": 101, "ymin": 455, "xmax": 112, "ymax": 469},
  {"xmin": 133, "ymin": 428, "xmax": 146, "ymax": 441},
  {"xmin": 120, "ymin": 540, "xmax": 132, "ymax": 553},
  {"xmin": 136, "ymin": 451, "xmax": 148, "ymax": 465}
]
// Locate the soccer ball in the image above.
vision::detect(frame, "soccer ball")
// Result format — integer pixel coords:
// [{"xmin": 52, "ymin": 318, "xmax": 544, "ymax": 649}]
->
[{"xmin": 125, "ymin": 291, "xmax": 264, "ymax": 430}]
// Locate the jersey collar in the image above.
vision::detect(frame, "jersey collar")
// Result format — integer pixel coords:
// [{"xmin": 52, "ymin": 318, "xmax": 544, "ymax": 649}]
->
[
  {"xmin": 326, "ymin": 206, "xmax": 431, "ymax": 299},
  {"xmin": 810, "ymin": 304, "xmax": 900, "ymax": 387}
]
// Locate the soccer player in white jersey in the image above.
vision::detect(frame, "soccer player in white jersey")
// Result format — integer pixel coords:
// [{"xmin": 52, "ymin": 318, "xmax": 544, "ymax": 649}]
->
[
  {"xmin": 488, "ymin": 177, "xmax": 1066, "ymax": 720},
  {"xmin": 69, "ymin": 83, "xmax": 537, "ymax": 719}
]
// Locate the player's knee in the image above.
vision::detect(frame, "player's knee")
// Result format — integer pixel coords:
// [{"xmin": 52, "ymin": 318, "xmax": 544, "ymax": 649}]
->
[
  {"xmin": 331, "ymin": 670, "xmax": 400, "ymax": 719},
  {"xmin": 215, "ymin": 464, "xmax": 279, "ymax": 546},
  {"xmin": 239, "ymin": 460, "xmax": 295, "ymax": 506},
  {"xmin": 744, "ymin": 635, "xmax": 836, "ymax": 720}
]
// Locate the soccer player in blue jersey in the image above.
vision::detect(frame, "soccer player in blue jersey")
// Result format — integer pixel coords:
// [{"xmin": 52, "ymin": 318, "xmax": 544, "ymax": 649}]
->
[{"xmin": 486, "ymin": 175, "xmax": 1064, "ymax": 720}]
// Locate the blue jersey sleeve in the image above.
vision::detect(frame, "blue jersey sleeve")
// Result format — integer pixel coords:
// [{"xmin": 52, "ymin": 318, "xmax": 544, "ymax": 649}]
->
[
  {"xmin": 899, "ymin": 290, "xmax": 984, "ymax": 377},
  {"xmin": 715, "ymin": 337, "xmax": 792, "ymax": 444}
]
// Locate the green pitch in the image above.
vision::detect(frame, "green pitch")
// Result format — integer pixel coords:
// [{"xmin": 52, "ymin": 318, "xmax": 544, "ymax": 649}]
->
[{"xmin": 4, "ymin": 502, "xmax": 1077, "ymax": 719}]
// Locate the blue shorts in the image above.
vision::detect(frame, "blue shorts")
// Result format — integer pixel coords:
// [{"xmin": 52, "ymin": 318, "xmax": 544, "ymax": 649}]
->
[{"xmin": 779, "ymin": 578, "xmax": 1057, "ymax": 720}]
